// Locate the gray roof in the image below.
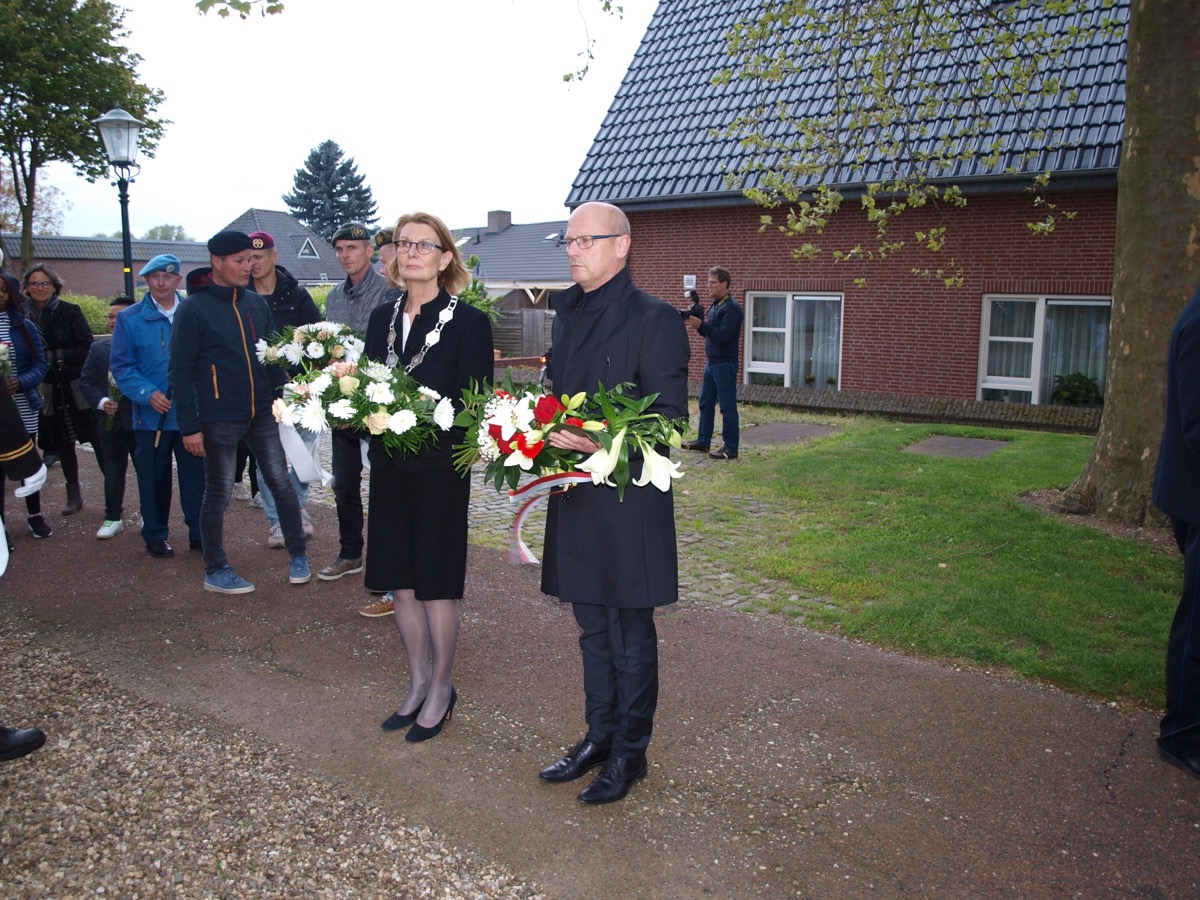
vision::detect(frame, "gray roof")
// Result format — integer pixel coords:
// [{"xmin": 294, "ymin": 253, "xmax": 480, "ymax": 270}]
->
[
  {"xmin": 453, "ymin": 220, "xmax": 571, "ymax": 288},
  {"xmin": 568, "ymin": 0, "xmax": 1127, "ymax": 209},
  {"xmin": 222, "ymin": 209, "xmax": 339, "ymax": 283},
  {"xmin": 0, "ymin": 233, "xmax": 209, "ymax": 263}
]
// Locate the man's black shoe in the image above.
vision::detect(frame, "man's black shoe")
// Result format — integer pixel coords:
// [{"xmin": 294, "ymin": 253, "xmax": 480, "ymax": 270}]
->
[
  {"xmin": 189, "ymin": 539, "xmax": 203, "ymax": 551},
  {"xmin": 578, "ymin": 754, "xmax": 648, "ymax": 804},
  {"xmin": 684, "ymin": 441, "xmax": 710, "ymax": 452},
  {"xmin": 147, "ymin": 540, "xmax": 175, "ymax": 558},
  {"xmin": 539, "ymin": 739, "xmax": 612, "ymax": 783},
  {"xmin": 709, "ymin": 447, "xmax": 738, "ymax": 460},
  {"xmin": 1158, "ymin": 740, "xmax": 1200, "ymax": 781},
  {"xmin": 0, "ymin": 726, "xmax": 46, "ymax": 761}
]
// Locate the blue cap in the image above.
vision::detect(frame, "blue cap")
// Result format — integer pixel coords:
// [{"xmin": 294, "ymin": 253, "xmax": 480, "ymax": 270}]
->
[{"xmin": 139, "ymin": 254, "xmax": 182, "ymax": 276}]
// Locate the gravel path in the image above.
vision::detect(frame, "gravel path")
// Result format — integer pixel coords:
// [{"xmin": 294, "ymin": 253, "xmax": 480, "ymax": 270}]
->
[{"xmin": 0, "ymin": 610, "xmax": 543, "ymax": 898}]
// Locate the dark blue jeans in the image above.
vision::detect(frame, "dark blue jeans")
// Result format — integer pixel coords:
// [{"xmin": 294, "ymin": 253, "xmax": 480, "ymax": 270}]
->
[
  {"xmin": 1162, "ymin": 516, "xmax": 1200, "ymax": 754},
  {"xmin": 573, "ymin": 603, "xmax": 659, "ymax": 757},
  {"xmin": 199, "ymin": 416, "xmax": 305, "ymax": 574},
  {"xmin": 695, "ymin": 360, "xmax": 740, "ymax": 452},
  {"xmin": 133, "ymin": 429, "xmax": 204, "ymax": 545}
]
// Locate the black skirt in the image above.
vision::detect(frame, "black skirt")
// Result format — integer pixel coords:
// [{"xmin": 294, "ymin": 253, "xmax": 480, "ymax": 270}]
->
[{"xmin": 363, "ymin": 457, "xmax": 471, "ymax": 600}]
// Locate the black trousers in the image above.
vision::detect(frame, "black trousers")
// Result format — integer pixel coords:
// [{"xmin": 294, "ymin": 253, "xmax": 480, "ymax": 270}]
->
[
  {"xmin": 331, "ymin": 429, "xmax": 365, "ymax": 560},
  {"xmin": 1163, "ymin": 516, "xmax": 1200, "ymax": 753},
  {"xmin": 573, "ymin": 603, "xmax": 659, "ymax": 757},
  {"xmin": 94, "ymin": 427, "xmax": 135, "ymax": 521}
]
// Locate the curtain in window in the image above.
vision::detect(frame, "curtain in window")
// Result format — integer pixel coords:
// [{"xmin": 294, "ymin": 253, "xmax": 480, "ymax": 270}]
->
[
  {"xmin": 1040, "ymin": 303, "xmax": 1110, "ymax": 401},
  {"xmin": 986, "ymin": 300, "xmax": 1035, "ymax": 379},
  {"xmin": 790, "ymin": 297, "xmax": 841, "ymax": 389}
]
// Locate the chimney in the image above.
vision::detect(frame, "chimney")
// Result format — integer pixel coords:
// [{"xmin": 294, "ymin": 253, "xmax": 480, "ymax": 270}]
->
[{"xmin": 486, "ymin": 210, "xmax": 512, "ymax": 234}]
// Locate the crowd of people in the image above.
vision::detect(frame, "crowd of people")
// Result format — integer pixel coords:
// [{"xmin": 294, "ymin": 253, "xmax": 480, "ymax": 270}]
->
[{"xmin": 0, "ymin": 203, "xmax": 695, "ymax": 804}]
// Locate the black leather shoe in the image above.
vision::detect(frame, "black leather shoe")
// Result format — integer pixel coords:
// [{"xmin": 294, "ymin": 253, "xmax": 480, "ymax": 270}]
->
[
  {"xmin": 1158, "ymin": 740, "xmax": 1200, "ymax": 781},
  {"xmin": 684, "ymin": 441, "xmax": 710, "ymax": 452},
  {"xmin": 147, "ymin": 539, "xmax": 175, "ymax": 558},
  {"xmin": 709, "ymin": 447, "xmax": 738, "ymax": 459},
  {"xmin": 539, "ymin": 739, "xmax": 612, "ymax": 783},
  {"xmin": 0, "ymin": 725, "xmax": 46, "ymax": 761},
  {"xmin": 381, "ymin": 700, "xmax": 424, "ymax": 732},
  {"xmin": 577, "ymin": 754, "xmax": 648, "ymax": 804}
]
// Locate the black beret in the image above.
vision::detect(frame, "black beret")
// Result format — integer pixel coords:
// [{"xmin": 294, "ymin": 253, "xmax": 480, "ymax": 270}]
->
[
  {"xmin": 331, "ymin": 222, "xmax": 371, "ymax": 244},
  {"xmin": 374, "ymin": 227, "xmax": 394, "ymax": 249},
  {"xmin": 207, "ymin": 230, "xmax": 254, "ymax": 256}
]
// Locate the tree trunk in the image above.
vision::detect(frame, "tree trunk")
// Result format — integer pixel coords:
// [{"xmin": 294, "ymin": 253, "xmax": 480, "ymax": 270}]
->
[{"xmin": 1066, "ymin": 0, "xmax": 1200, "ymax": 525}]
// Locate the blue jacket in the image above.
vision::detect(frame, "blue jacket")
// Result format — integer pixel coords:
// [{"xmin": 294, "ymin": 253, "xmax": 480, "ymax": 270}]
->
[
  {"xmin": 697, "ymin": 294, "xmax": 743, "ymax": 366},
  {"xmin": 169, "ymin": 281, "xmax": 277, "ymax": 436},
  {"xmin": 1155, "ymin": 284, "xmax": 1200, "ymax": 524},
  {"xmin": 2, "ymin": 307, "xmax": 46, "ymax": 414},
  {"xmin": 110, "ymin": 294, "xmax": 181, "ymax": 432}
]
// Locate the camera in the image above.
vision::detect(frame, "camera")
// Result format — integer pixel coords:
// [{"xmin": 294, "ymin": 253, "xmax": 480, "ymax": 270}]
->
[{"xmin": 680, "ymin": 291, "xmax": 703, "ymax": 320}]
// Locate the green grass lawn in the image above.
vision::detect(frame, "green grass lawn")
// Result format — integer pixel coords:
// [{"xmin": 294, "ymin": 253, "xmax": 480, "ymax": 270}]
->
[{"xmin": 674, "ymin": 410, "xmax": 1178, "ymax": 708}]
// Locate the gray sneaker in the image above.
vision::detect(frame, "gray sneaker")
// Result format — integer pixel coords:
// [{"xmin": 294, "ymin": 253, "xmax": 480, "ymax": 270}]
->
[
  {"xmin": 267, "ymin": 523, "xmax": 284, "ymax": 548},
  {"xmin": 317, "ymin": 556, "xmax": 363, "ymax": 581}
]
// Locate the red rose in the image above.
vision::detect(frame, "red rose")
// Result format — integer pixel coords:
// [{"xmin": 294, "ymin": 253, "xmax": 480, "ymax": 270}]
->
[
  {"xmin": 533, "ymin": 394, "xmax": 564, "ymax": 425},
  {"xmin": 516, "ymin": 432, "xmax": 545, "ymax": 458},
  {"xmin": 566, "ymin": 416, "xmax": 584, "ymax": 427},
  {"xmin": 489, "ymin": 423, "xmax": 516, "ymax": 455}
]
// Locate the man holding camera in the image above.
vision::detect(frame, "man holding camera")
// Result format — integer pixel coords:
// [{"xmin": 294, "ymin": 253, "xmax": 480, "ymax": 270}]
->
[{"xmin": 684, "ymin": 267, "xmax": 743, "ymax": 460}]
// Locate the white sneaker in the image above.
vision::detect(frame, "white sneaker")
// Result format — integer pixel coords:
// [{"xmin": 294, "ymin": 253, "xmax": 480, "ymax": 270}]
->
[
  {"xmin": 301, "ymin": 508, "xmax": 314, "ymax": 537},
  {"xmin": 267, "ymin": 523, "xmax": 284, "ymax": 548},
  {"xmin": 232, "ymin": 483, "xmax": 251, "ymax": 501},
  {"xmin": 95, "ymin": 519, "xmax": 124, "ymax": 540},
  {"xmin": 248, "ymin": 494, "xmax": 263, "ymax": 508}
]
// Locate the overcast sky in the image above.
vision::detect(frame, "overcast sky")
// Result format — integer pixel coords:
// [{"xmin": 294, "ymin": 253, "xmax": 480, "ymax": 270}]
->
[{"xmin": 45, "ymin": 0, "xmax": 658, "ymax": 241}]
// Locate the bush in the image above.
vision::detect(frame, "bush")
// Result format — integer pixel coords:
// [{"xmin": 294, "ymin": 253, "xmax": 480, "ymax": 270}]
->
[
  {"xmin": 62, "ymin": 292, "xmax": 111, "ymax": 335},
  {"xmin": 1050, "ymin": 371, "xmax": 1103, "ymax": 407}
]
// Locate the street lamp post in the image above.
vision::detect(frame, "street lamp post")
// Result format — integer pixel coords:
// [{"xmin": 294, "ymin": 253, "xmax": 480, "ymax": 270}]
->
[{"xmin": 92, "ymin": 106, "xmax": 144, "ymax": 299}]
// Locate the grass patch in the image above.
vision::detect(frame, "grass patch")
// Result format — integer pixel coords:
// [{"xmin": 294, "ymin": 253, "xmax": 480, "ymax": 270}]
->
[{"xmin": 675, "ymin": 413, "xmax": 1176, "ymax": 707}]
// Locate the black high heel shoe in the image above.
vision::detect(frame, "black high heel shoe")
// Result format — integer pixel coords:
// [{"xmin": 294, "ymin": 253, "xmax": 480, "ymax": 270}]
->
[
  {"xmin": 381, "ymin": 699, "xmax": 424, "ymax": 731},
  {"xmin": 405, "ymin": 688, "xmax": 457, "ymax": 743}
]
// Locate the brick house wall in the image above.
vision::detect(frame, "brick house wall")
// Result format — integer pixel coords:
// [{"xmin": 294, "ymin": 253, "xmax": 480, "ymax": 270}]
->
[{"xmin": 624, "ymin": 188, "xmax": 1117, "ymax": 400}]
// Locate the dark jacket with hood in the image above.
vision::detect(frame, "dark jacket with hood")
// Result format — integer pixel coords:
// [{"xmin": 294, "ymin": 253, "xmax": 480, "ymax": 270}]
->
[
  {"xmin": 168, "ymin": 267, "xmax": 277, "ymax": 436},
  {"xmin": 255, "ymin": 265, "xmax": 321, "ymax": 333}
]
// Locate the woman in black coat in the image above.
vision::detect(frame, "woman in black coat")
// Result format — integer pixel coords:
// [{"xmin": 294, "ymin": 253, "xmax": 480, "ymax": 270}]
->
[
  {"xmin": 22, "ymin": 264, "xmax": 93, "ymax": 516},
  {"xmin": 363, "ymin": 212, "xmax": 493, "ymax": 743}
]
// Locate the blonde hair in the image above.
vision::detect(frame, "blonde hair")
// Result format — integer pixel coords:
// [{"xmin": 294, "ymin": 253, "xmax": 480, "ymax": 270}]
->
[{"xmin": 387, "ymin": 212, "xmax": 471, "ymax": 295}]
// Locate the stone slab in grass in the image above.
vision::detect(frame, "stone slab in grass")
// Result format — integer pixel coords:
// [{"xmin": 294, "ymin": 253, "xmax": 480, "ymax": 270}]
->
[
  {"xmin": 740, "ymin": 422, "xmax": 841, "ymax": 446},
  {"xmin": 904, "ymin": 435, "xmax": 1010, "ymax": 459}
]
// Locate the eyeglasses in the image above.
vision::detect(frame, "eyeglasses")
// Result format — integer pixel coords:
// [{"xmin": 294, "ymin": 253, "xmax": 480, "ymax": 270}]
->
[
  {"xmin": 560, "ymin": 234, "xmax": 621, "ymax": 251},
  {"xmin": 393, "ymin": 239, "xmax": 444, "ymax": 256},
  {"xmin": 26, "ymin": 280, "xmax": 52, "ymax": 288}
]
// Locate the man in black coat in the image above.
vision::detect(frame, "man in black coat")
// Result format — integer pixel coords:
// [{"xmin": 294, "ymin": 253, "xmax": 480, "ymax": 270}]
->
[
  {"xmin": 1154, "ymin": 282, "xmax": 1200, "ymax": 780},
  {"xmin": 536, "ymin": 201, "xmax": 690, "ymax": 804},
  {"xmin": 78, "ymin": 296, "xmax": 135, "ymax": 539}
]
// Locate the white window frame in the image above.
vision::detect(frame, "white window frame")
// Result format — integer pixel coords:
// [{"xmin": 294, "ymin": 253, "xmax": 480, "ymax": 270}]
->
[
  {"xmin": 977, "ymin": 293, "xmax": 1111, "ymax": 404},
  {"xmin": 745, "ymin": 291, "xmax": 843, "ymax": 388}
]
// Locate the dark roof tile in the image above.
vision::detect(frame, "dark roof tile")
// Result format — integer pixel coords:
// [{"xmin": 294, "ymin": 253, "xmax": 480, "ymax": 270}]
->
[{"xmin": 569, "ymin": 0, "xmax": 1127, "ymax": 208}]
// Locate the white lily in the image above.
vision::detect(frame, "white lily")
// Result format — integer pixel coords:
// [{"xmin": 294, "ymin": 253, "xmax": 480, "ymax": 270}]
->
[
  {"xmin": 577, "ymin": 427, "xmax": 626, "ymax": 487},
  {"xmin": 633, "ymin": 439, "xmax": 683, "ymax": 492},
  {"xmin": 343, "ymin": 335, "xmax": 365, "ymax": 364}
]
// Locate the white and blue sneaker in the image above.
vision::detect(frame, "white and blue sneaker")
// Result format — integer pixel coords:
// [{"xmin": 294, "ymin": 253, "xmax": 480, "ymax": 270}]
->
[
  {"xmin": 204, "ymin": 566, "xmax": 255, "ymax": 594},
  {"xmin": 289, "ymin": 555, "xmax": 311, "ymax": 585}
]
